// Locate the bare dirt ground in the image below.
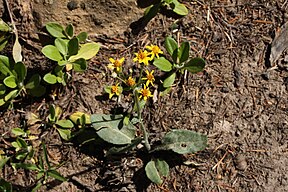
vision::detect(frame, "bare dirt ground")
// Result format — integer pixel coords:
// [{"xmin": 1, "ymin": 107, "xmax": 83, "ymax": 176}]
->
[{"xmin": 1, "ymin": 0, "xmax": 288, "ymax": 191}]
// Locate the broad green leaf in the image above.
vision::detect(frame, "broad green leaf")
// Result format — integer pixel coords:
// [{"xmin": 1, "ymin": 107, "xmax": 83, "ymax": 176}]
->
[
  {"xmin": 91, "ymin": 114, "xmax": 123, "ymax": 130},
  {"xmin": 184, "ymin": 58, "xmax": 205, "ymax": 73},
  {"xmin": 153, "ymin": 57, "xmax": 173, "ymax": 72},
  {"xmin": 97, "ymin": 127, "xmax": 132, "ymax": 145},
  {"xmin": 55, "ymin": 38, "xmax": 68, "ymax": 56},
  {"xmin": 77, "ymin": 32, "xmax": 88, "ymax": 42},
  {"xmin": 143, "ymin": 3, "xmax": 161, "ymax": 23},
  {"xmin": 28, "ymin": 85, "xmax": 46, "ymax": 97},
  {"xmin": 0, "ymin": 99, "xmax": 5, "ymax": 106},
  {"xmin": 25, "ymin": 74, "xmax": 41, "ymax": 89},
  {"xmin": 145, "ymin": 160, "xmax": 162, "ymax": 185},
  {"xmin": 65, "ymin": 24, "xmax": 74, "ymax": 38},
  {"xmin": 12, "ymin": 163, "xmax": 40, "ymax": 171},
  {"xmin": 0, "ymin": 178, "xmax": 12, "ymax": 192},
  {"xmin": 106, "ymin": 138, "xmax": 142, "ymax": 156},
  {"xmin": 47, "ymin": 170, "xmax": 67, "ymax": 182},
  {"xmin": 3, "ymin": 76, "xmax": 17, "ymax": 88},
  {"xmin": 73, "ymin": 58, "xmax": 87, "ymax": 72},
  {"xmin": 165, "ymin": 36, "xmax": 178, "ymax": 57},
  {"xmin": 165, "ymin": 0, "xmax": 173, "ymax": 3},
  {"xmin": 68, "ymin": 37, "xmax": 79, "ymax": 56},
  {"xmin": 178, "ymin": 42, "xmax": 190, "ymax": 63},
  {"xmin": 0, "ymin": 55, "xmax": 12, "ymax": 76},
  {"xmin": 154, "ymin": 129, "xmax": 207, "ymax": 154},
  {"xmin": 56, "ymin": 128, "xmax": 71, "ymax": 141},
  {"xmin": 56, "ymin": 119, "xmax": 74, "ymax": 128},
  {"xmin": 163, "ymin": 72, "xmax": 176, "ymax": 88},
  {"xmin": 70, "ymin": 112, "xmax": 91, "ymax": 125},
  {"xmin": 42, "ymin": 45, "xmax": 63, "ymax": 61},
  {"xmin": 46, "ymin": 22, "xmax": 66, "ymax": 38},
  {"xmin": 0, "ymin": 19, "xmax": 12, "ymax": 32},
  {"xmin": 69, "ymin": 42, "xmax": 100, "ymax": 62},
  {"xmin": 11, "ymin": 128, "xmax": 26, "ymax": 136},
  {"xmin": 14, "ymin": 62, "xmax": 26, "ymax": 82},
  {"xmin": 172, "ymin": 1, "xmax": 188, "ymax": 16},
  {"xmin": 12, "ymin": 35, "xmax": 22, "ymax": 63},
  {"xmin": 43, "ymin": 73, "xmax": 57, "ymax": 84},
  {"xmin": 4, "ymin": 90, "xmax": 18, "ymax": 101},
  {"xmin": 155, "ymin": 159, "xmax": 169, "ymax": 177},
  {"xmin": 0, "ymin": 84, "xmax": 6, "ymax": 95}
]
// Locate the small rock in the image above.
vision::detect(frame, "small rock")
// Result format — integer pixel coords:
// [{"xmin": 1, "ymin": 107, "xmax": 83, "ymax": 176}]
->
[
  {"xmin": 234, "ymin": 154, "xmax": 248, "ymax": 171},
  {"xmin": 67, "ymin": 0, "xmax": 78, "ymax": 11}
]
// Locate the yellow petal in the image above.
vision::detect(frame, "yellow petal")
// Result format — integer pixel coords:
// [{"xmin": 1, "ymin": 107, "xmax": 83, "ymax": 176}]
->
[
  {"xmin": 119, "ymin": 57, "xmax": 125, "ymax": 63},
  {"xmin": 109, "ymin": 58, "xmax": 115, "ymax": 63}
]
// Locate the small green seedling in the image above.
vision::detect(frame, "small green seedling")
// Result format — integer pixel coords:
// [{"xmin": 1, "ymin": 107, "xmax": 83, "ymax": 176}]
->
[
  {"xmin": 12, "ymin": 143, "xmax": 66, "ymax": 192},
  {"xmin": 0, "ymin": 19, "xmax": 13, "ymax": 51},
  {"xmin": 42, "ymin": 22, "xmax": 100, "ymax": 85},
  {"xmin": 153, "ymin": 36, "xmax": 205, "ymax": 88},
  {"xmin": 47, "ymin": 104, "xmax": 74, "ymax": 140},
  {"xmin": 0, "ymin": 56, "xmax": 45, "ymax": 107}
]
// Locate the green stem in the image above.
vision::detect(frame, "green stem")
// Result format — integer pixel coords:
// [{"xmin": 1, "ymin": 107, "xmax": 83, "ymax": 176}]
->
[{"xmin": 134, "ymin": 90, "xmax": 151, "ymax": 151}]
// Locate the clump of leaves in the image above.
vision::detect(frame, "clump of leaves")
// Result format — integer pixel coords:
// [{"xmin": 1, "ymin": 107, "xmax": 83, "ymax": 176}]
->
[
  {"xmin": 41, "ymin": 22, "xmax": 100, "ymax": 85},
  {"xmin": 0, "ymin": 56, "xmax": 46, "ymax": 107}
]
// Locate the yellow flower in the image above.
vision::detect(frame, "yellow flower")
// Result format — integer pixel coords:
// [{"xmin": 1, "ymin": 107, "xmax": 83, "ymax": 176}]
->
[
  {"xmin": 126, "ymin": 76, "xmax": 136, "ymax": 87},
  {"xmin": 142, "ymin": 70, "xmax": 155, "ymax": 86},
  {"xmin": 133, "ymin": 50, "xmax": 151, "ymax": 65},
  {"xmin": 109, "ymin": 83, "xmax": 122, "ymax": 99},
  {"xmin": 146, "ymin": 45, "xmax": 163, "ymax": 60},
  {"xmin": 108, "ymin": 57, "xmax": 125, "ymax": 72},
  {"xmin": 139, "ymin": 85, "xmax": 153, "ymax": 101}
]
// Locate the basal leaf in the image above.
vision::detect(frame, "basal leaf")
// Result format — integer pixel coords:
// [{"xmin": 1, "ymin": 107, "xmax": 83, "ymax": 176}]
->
[
  {"xmin": 145, "ymin": 160, "xmax": 162, "ymax": 185},
  {"xmin": 0, "ymin": 55, "xmax": 12, "ymax": 76},
  {"xmin": 25, "ymin": 74, "xmax": 41, "ymax": 89},
  {"xmin": 11, "ymin": 128, "xmax": 26, "ymax": 136},
  {"xmin": 65, "ymin": 24, "xmax": 74, "ymax": 38},
  {"xmin": 184, "ymin": 58, "xmax": 205, "ymax": 73},
  {"xmin": 155, "ymin": 159, "xmax": 169, "ymax": 177},
  {"xmin": 153, "ymin": 57, "xmax": 173, "ymax": 72},
  {"xmin": 46, "ymin": 22, "xmax": 66, "ymax": 38},
  {"xmin": 68, "ymin": 42, "xmax": 100, "ymax": 62},
  {"xmin": 0, "ymin": 19, "xmax": 12, "ymax": 32},
  {"xmin": 56, "ymin": 119, "xmax": 74, "ymax": 128},
  {"xmin": 14, "ymin": 62, "xmax": 26, "ymax": 83},
  {"xmin": 172, "ymin": 1, "xmax": 188, "ymax": 16},
  {"xmin": 28, "ymin": 85, "xmax": 46, "ymax": 97},
  {"xmin": 56, "ymin": 128, "xmax": 71, "ymax": 141},
  {"xmin": 43, "ymin": 73, "xmax": 57, "ymax": 84},
  {"xmin": 97, "ymin": 127, "xmax": 132, "ymax": 145},
  {"xmin": 70, "ymin": 112, "xmax": 91, "ymax": 125},
  {"xmin": 0, "ymin": 84, "xmax": 6, "ymax": 95},
  {"xmin": 42, "ymin": 45, "xmax": 63, "ymax": 61},
  {"xmin": 73, "ymin": 58, "xmax": 87, "ymax": 72},
  {"xmin": 77, "ymin": 32, "xmax": 88, "ymax": 42},
  {"xmin": 178, "ymin": 42, "xmax": 190, "ymax": 63},
  {"xmin": 163, "ymin": 72, "xmax": 176, "ymax": 88},
  {"xmin": 165, "ymin": 36, "xmax": 178, "ymax": 57},
  {"xmin": 68, "ymin": 37, "xmax": 79, "ymax": 56},
  {"xmin": 55, "ymin": 38, "xmax": 68, "ymax": 56},
  {"xmin": 4, "ymin": 90, "xmax": 18, "ymax": 101},
  {"xmin": 3, "ymin": 76, "xmax": 17, "ymax": 88}
]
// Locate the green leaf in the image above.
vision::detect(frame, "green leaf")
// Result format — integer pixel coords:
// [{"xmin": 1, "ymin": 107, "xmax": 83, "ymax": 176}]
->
[
  {"xmin": 163, "ymin": 72, "xmax": 176, "ymax": 88},
  {"xmin": 25, "ymin": 74, "xmax": 41, "ymax": 89},
  {"xmin": 12, "ymin": 163, "xmax": 40, "ymax": 171},
  {"xmin": 73, "ymin": 58, "xmax": 87, "ymax": 72},
  {"xmin": 0, "ymin": 157, "xmax": 10, "ymax": 169},
  {"xmin": 43, "ymin": 73, "xmax": 58, "ymax": 84},
  {"xmin": 12, "ymin": 35, "xmax": 22, "ymax": 63},
  {"xmin": 46, "ymin": 22, "xmax": 65, "ymax": 38},
  {"xmin": 28, "ymin": 85, "xmax": 46, "ymax": 97},
  {"xmin": 97, "ymin": 127, "xmax": 132, "ymax": 145},
  {"xmin": 0, "ymin": 99, "xmax": 5, "ymax": 106},
  {"xmin": 0, "ymin": 178, "xmax": 12, "ymax": 192},
  {"xmin": 153, "ymin": 57, "xmax": 173, "ymax": 72},
  {"xmin": 77, "ymin": 32, "xmax": 88, "ymax": 42},
  {"xmin": 47, "ymin": 169, "xmax": 67, "ymax": 182},
  {"xmin": 56, "ymin": 128, "xmax": 71, "ymax": 141},
  {"xmin": 42, "ymin": 142, "xmax": 50, "ymax": 168},
  {"xmin": 32, "ymin": 182, "xmax": 42, "ymax": 192},
  {"xmin": 14, "ymin": 62, "xmax": 26, "ymax": 82},
  {"xmin": 172, "ymin": 1, "xmax": 188, "ymax": 16},
  {"xmin": 65, "ymin": 24, "xmax": 74, "ymax": 38},
  {"xmin": 56, "ymin": 119, "xmax": 74, "ymax": 128},
  {"xmin": 0, "ymin": 55, "xmax": 12, "ymax": 76},
  {"xmin": 42, "ymin": 45, "xmax": 63, "ymax": 61},
  {"xmin": 106, "ymin": 138, "xmax": 142, "ymax": 156},
  {"xmin": 68, "ymin": 42, "xmax": 100, "ymax": 62},
  {"xmin": 55, "ymin": 38, "xmax": 68, "ymax": 56},
  {"xmin": 70, "ymin": 112, "xmax": 91, "ymax": 125},
  {"xmin": 143, "ymin": 3, "xmax": 161, "ymax": 23},
  {"xmin": 11, "ymin": 128, "xmax": 26, "ymax": 136},
  {"xmin": 3, "ymin": 76, "xmax": 17, "ymax": 88},
  {"xmin": 68, "ymin": 37, "xmax": 79, "ymax": 56},
  {"xmin": 165, "ymin": 36, "xmax": 178, "ymax": 57},
  {"xmin": 145, "ymin": 160, "xmax": 162, "ymax": 185},
  {"xmin": 0, "ymin": 39, "xmax": 8, "ymax": 52},
  {"xmin": 4, "ymin": 90, "xmax": 18, "ymax": 101},
  {"xmin": 183, "ymin": 58, "xmax": 205, "ymax": 73},
  {"xmin": 155, "ymin": 159, "xmax": 169, "ymax": 177},
  {"xmin": 0, "ymin": 84, "xmax": 6, "ymax": 95},
  {"xmin": 178, "ymin": 42, "xmax": 190, "ymax": 63},
  {"xmin": 154, "ymin": 129, "xmax": 207, "ymax": 154},
  {"xmin": 0, "ymin": 19, "xmax": 12, "ymax": 32}
]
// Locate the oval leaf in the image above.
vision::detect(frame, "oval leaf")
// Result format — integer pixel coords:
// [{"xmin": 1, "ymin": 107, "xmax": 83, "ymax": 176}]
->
[
  {"xmin": 0, "ymin": 55, "xmax": 12, "ymax": 76},
  {"xmin": 97, "ymin": 127, "xmax": 132, "ymax": 145},
  {"xmin": 70, "ymin": 112, "xmax": 91, "ymax": 125},
  {"xmin": 42, "ymin": 45, "xmax": 63, "ymax": 61},
  {"xmin": 77, "ymin": 32, "xmax": 88, "ymax": 42},
  {"xmin": 4, "ymin": 76, "xmax": 17, "ymax": 88},
  {"xmin": 163, "ymin": 72, "xmax": 176, "ymax": 88},
  {"xmin": 155, "ymin": 159, "xmax": 169, "ymax": 177},
  {"xmin": 14, "ymin": 62, "xmax": 26, "ymax": 82},
  {"xmin": 46, "ymin": 22, "xmax": 65, "ymax": 38},
  {"xmin": 173, "ymin": 2, "xmax": 188, "ymax": 16},
  {"xmin": 28, "ymin": 85, "xmax": 46, "ymax": 97},
  {"xmin": 145, "ymin": 160, "xmax": 163, "ymax": 185},
  {"xmin": 178, "ymin": 42, "xmax": 190, "ymax": 63},
  {"xmin": 73, "ymin": 58, "xmax": 87, "ymax": 72},
  {"xmin": 153, "ymin": 57, "xmax": 173, "ymax": 72},
  {"xmin": 55, "ymin": 38, "xmax": 68, "ymax": 56},
  {"xmin": 65, "ymin": 24, "xmax": 74, "ymax": 38},
  {"xmin": 68, "ymin": 37, "xmax": 79, "ymax": 56},
  {"xmin": 69, "ymin": 42, "xmax": 100, "ymax": 62},
  {"xmin": 56, "ymin": 119, "xmax": 74, "ymax": 128},
  {"xmin": 57, "ymin": 128, "xmax": 71, "ymax": 141},
  {"xmin": 25, "ymin": 74, "xmax": 41, "ymax": 89},
  {"xmin": 165, "ymin": 36, "xmax": 178, "ymax": 57},
  {"xmin": 43, "ymin": 73, "xmax": 58, "ymax": 84},
  {"xmin": 184, "ymin": 58, "xmax": 205, "ymax": 73}
]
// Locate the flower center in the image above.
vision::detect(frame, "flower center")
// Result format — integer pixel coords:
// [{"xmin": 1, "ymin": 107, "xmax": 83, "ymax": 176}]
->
[
  {"xmin": 141, "ymin": 88, "xmax": 150, "ymax": 97},
  {"xmin": 127, "ymin": 77, "xmax": 135, "ymax": 87},
  {"xmin": 152, "ymin": 46, "xmax": 160, "ymax": 53},
  {"xmin": 114, "ymin": 60, "xmax": 122, "ymax": 67},
  {"xmin": 139, "ymin": 51, "xmax": 146, "ymax": 60},
  {"xmin": 111, "ymin": 85, "xmax": 118, "ymax": 93},
  {"xmin": 147, "ymin": 74, "xmax": 154, "ymax": 81}
]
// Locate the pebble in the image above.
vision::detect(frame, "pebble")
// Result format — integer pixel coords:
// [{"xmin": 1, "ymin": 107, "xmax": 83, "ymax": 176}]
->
[{"xmin": 67, "ymin": 0, "xmax": 78, "ymax": 11}]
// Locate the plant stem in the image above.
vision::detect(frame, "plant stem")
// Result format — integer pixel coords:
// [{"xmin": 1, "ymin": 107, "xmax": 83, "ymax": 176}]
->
[{"xmin": 134, "ymin": 90, "xmax": 151, "ymax": 151}]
